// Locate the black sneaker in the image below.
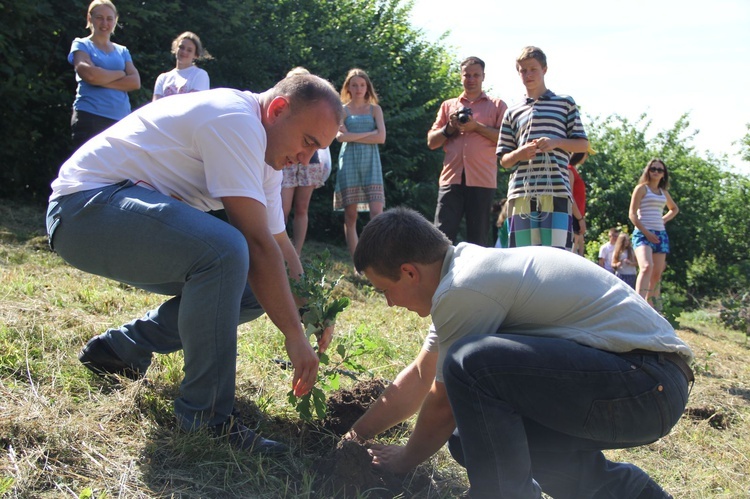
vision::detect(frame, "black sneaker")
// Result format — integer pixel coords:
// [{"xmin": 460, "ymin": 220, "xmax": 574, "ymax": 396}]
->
[
  {"xmin": 211, "ymin": 417, "xmax": 289, "ymax": 456},
  {"xmin": 78, "ymin": 336, "xmax": 143, "ymax": 381}
]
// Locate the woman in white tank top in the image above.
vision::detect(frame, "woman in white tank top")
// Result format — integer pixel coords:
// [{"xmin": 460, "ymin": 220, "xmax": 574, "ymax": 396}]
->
[{"xmin": 628, "ymin": 159, "xmax": 679, "ymax": 310}]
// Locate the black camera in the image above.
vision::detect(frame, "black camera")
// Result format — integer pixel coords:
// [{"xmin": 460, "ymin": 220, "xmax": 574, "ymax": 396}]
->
[{"xmin": 456, "ymin": 106, "xmax": 473, "ymax": 123}]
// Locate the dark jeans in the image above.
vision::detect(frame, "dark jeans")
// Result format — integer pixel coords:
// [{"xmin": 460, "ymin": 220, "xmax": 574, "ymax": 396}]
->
[
  {"xmin": 71, "ymin": 108, "xmax": 118, "ymax": 150},
  {"xmin": 434, "ymin": 181, "xmax": 495, "ymax": 246},
  {"xmin": 443, "ymin": 334, "xmax": 689, "ymax": 499}
]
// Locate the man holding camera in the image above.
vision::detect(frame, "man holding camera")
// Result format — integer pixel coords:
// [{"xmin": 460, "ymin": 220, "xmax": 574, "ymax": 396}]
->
[{"xmin": 427, "ymin": 56, "xmax": 507, "ymax": 246}]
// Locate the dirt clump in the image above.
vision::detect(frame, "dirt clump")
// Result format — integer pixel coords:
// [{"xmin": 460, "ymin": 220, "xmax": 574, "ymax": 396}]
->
[
  {"xmin": 322, "ymin": 378, "xmax": 387, "ymax": 435},
  {"xmin": 313, "ymin": 379, "xmax": 439, "ymax": 497},
  {"xmin": 314, "ymin": 438, "xmax": 403, "ymax": 498},
  {"xmin": 684, "ymin": 405, "xmax": 731, "ymax": 429}
]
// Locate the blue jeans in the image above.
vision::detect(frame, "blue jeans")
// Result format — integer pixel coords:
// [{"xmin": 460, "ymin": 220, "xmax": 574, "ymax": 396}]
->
[
  {"xmin": 46, "ymin": 182, "xmax": 264, "ymax": 429},
  {"xmin": 443, "ymin": 334, "xmax": 689, "ymax": 499}
]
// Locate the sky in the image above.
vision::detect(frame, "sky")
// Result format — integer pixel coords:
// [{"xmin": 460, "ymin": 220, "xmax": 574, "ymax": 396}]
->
[{"xmin": 408, "ymin": 0, "xmax": 750, "ymax": 176}]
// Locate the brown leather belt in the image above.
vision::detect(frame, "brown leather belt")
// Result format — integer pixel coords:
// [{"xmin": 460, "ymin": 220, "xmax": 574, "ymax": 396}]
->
[{"xmin": 624, "ymin": 350, "xmax": 695, "ymax": 383}]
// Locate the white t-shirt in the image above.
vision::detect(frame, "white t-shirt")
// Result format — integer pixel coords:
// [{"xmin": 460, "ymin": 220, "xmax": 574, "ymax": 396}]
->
[
  {"xmin": 318, "ymin": 147, "xmax": 332, "ymax": 183},
  {"xmin": 153, "ymin": 66, "xmax": 210, "ymax": 98},
  {"xmin": 598, "ymin": 242, "xmax": 616, "ymax": 273},
  {"xmin": 423, "ymin": 244, "xmax": 693, "ymax": 382},
  {"xmin": 50, "ymin": 88, "xmax": 284, "ymax": 234}
]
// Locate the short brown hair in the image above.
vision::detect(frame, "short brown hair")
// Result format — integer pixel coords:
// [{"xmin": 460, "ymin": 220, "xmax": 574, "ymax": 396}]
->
[
  {"xmin": 516, "ymin": 46, "xmax": 547, "ymax": 69},
  {"xmin": 460, "ymin": 56, "xmax": 485, "ymax": 72},
  {"xmin": 354, "ymin": 207, "xmax": 451, "ymax": 281},
  {"xmin": 272, "ymin": 74, "xmax": 345, "ymax": 125}
]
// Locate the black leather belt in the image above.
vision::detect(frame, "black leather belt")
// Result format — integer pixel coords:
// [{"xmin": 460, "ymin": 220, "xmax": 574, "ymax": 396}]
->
[{"xmin": 624, "ymin": 350, "xmax": 694, "ymax": 383}]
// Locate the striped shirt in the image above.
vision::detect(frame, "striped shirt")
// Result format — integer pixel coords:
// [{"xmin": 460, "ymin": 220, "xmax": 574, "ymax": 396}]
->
[
  {"xmin": 497, "ymin": 90, "xmax": 587, "ymax": 200},
  {"xmin": 637, "ymin": 187, "xmax": 667, "ymax": 231}
]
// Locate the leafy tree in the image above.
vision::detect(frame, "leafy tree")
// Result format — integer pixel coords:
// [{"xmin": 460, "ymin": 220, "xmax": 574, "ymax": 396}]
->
[
  {"xmin": 2, "ymin": 0, "xmax": 748, "ymax": 302},
  {"xmin": 0, "ymin": 0, "xmax": 458, "ymax": 220},
  {"xmin": 582, "ymin": 113, "xmax": 750, "ymax": 300},
  {"xmin": 738, "ymin": 123, "xmax": 750, "ymax": 162}
]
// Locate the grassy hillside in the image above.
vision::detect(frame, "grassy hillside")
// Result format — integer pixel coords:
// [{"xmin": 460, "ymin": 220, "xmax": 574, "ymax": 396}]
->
[{"xmin": 1, "ymin": 200, "xmax": 748, "ymax": 497}]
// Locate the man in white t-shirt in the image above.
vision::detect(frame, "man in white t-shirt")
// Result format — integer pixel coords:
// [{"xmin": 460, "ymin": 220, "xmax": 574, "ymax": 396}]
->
[
  {"xmin": 598, "ymin": 227, "xmax": 620, "ymax": 272},
  {"xmin": 46, "ymin": 75, "xmax": 343, "ymax": 454},
  {"xmin": 346, "ymin": 207, "xmax": 693, "ymax": 498}
]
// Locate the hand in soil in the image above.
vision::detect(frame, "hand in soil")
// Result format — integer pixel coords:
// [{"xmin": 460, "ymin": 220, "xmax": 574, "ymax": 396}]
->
[{"xmin": 367, "ymin": 442, "xmax": 414, "ymax": 474}]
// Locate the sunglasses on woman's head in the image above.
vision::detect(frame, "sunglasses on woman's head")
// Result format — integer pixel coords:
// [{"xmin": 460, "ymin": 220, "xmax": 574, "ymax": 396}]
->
[{"xmin": 649, "ymin": 167, "xmax": 665, "ymax": 173}]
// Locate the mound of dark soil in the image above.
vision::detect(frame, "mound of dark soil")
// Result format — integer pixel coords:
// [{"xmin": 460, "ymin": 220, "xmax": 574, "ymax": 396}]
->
[
  {"xmin": 684, "ymin": 405, "xmax": 731, "ymax": 429},
  {"xmin": 312, "ymin": 379, "xmax": 440, "ymax": 497},
  {"xmin": 321, "ymin": 378, "xmax": 387, "ymax": 435},
  {"xmin": 313, "ymin": 438, "xmax": 405, "ymax": 498}
]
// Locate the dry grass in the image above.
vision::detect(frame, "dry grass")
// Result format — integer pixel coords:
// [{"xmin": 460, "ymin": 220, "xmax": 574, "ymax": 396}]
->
[{"xmin": 1, "ymin": 200, "xmax": 749, "ymax": 497}]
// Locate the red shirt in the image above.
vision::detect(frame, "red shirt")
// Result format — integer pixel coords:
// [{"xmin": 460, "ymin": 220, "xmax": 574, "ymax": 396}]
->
[
  {"xmin": 568, "ymin": 164, "xmax": 586, "ymax": 215},
  {"xmin": 431, "ymin": 92, "xmax": 507, "ymax": 188}
]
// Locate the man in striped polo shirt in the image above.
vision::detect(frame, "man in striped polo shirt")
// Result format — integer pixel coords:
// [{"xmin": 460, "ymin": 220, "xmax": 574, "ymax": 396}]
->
[{"xmin": 497, "ymin": 46, "xmax": 589, "ymax": 250}]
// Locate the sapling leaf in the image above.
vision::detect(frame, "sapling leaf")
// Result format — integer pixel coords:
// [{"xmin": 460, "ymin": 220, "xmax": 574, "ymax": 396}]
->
[{"xmin": 286, "ymin": 250, "xmax": 354, "ymax": 420}]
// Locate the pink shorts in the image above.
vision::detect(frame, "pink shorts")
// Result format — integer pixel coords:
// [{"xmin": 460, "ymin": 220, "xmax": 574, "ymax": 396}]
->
[{"xmin": 281, "ymin": 162, "xmax": 329, "ymax": 189}]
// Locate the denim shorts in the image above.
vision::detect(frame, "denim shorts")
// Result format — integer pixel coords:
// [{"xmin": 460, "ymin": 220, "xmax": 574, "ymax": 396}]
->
[{"xmin": 632, "ymin": 228, "xmax": 670, "ymax": 254}]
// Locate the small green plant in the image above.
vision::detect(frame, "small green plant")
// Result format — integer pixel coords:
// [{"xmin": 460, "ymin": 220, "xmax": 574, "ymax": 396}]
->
[
  {"xmin": 0, "ymin": 477, "xmax": 15, "ymax": 494},
  {"xmin": 692, "ymin": 350, "xmax": 715, "ymax": 375},
  {"xmin": 287, "ymin": 250, "xmax": 359, "ymax": 420},
  {"xmin": 289, "ymin": 250, "xmax": 350, "ymax": 341},
  {"xmin": 288, "ymin": 331, "xmax": 375, "ymax": 421}
]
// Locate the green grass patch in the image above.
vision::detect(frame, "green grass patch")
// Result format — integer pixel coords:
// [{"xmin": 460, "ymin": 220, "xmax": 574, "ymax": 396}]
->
[{"xmin": 1, "ymin": 201, "xmax": 749, "ymax": 497}]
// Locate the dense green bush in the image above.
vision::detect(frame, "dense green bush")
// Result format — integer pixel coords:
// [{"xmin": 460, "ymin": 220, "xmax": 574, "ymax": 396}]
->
[
  {"xmin": 583, "ymin": 115, "xmax": 750, "ymax": 301},
  {"xmin": 2, "ymin": 0, "xmax": 748, "ymax": 302},
  {"xmin": 0, "ymin": 0, "xmax": 458, "ymax": 221}
]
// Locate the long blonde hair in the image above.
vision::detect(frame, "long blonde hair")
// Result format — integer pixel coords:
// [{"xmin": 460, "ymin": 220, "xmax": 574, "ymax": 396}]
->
[{"xmin": 340, "ymin": 68, "xmax": 379, "ymax": 105}]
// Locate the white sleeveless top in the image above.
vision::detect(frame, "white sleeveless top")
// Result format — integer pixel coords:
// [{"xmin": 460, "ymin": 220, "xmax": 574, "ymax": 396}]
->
[{"xmin": 637, "ymin": 187, "xmax": 666, "ymax": 231}]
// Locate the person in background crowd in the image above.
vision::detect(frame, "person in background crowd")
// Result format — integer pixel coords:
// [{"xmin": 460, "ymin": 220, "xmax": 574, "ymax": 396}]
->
[
  {"xmin": 280, "ymin": 67, "xmax": 333, "ymax": 256},
  {"xmin": 69, "ymin": 0, "xmax": 140, "ymax": 149},
  {"xmin": 568, "ymin": 144, "xmax": 595, "ymax": 256},
  {"xmin": 427, "ymin": 56, "xmax": 507, "ymax": 247},
  {"xmin": 612, "ymin": 232, "xmax": 638, "ymax": 288},
  {"xmin": 333, "ymin": 68, "xmax": 386, "ymax": 260},
  {"xmin": 598, "ymin": 227, "xmax": 620, "ymax": 273},
  {"xmin": 282, "ymin": 147, "xmax": 331, "ymax": 255},
  {"xmin": 153, "ymin": 31, "xmax": 211, "ymax": 101},
  {"xmin": 492, "ymin": 198, "xmax": 509, "ymax": 248},
  {"xmin": 497, "ymin": 46, "xmax": 588, "ymax": 250},
  {"xmin": 629, "ymin": 158, "xmax": 679, "ymax": 311}
]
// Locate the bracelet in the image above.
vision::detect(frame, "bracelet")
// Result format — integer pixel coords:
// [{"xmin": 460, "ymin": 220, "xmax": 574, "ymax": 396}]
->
[
  {"xmin": 442, "ymin": 125, "xmax": 455, "ymax": 138},
  {"xmin": 576, "ymin": 216, "xmax": 583, "ymax": 221}
]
